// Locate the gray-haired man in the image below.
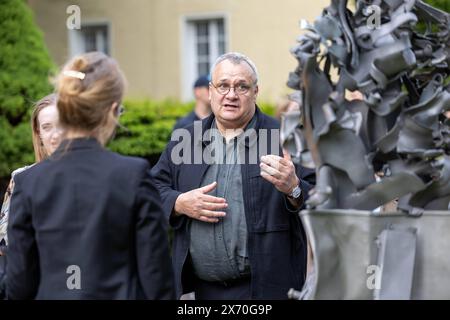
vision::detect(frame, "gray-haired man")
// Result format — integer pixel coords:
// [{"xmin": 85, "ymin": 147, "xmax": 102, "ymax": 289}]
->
[{"xmin": 152, "ymin": 52, "xmax": 315, "ymax": 299}]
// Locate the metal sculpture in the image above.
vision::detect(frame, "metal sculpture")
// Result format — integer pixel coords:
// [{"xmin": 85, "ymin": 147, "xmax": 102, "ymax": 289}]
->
[{"xmin": 284, "ymin": 0, "xmax": 450, "ymax": 299}]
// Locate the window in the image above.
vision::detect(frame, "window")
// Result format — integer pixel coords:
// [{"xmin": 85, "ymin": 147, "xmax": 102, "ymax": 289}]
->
[
  {"xmin": 69, "ymin": 23, "xmax": 110, "ymax": 57},
  {"xmin": 182, "ymin": 16, "xmax": 227, "ymax": 101},
  {"xmin": 194, "ymin": 19, "xmax": 225, "ymax": 78},
  {"xmin": 196, "ymin": 21, "xmax": 210, "ymax": 76}
]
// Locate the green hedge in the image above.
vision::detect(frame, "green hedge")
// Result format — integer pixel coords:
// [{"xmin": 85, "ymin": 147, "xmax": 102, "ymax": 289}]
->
[
  {"xmin": 108, "ymin": 99, "xmax": 193, "ymax": 157},
  {"xmin": 108, "ymin": 99, "xmax": 276, "ymax": 159}
]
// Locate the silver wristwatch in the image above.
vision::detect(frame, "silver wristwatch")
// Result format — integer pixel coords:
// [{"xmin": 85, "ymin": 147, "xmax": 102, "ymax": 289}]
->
[{"xmin": 288, "ymin": 185, "xmax": 302, "ymax": 199}]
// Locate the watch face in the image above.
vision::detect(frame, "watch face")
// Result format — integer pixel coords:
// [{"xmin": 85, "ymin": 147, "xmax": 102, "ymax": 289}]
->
[{"xmin": 291, "ymin": 186, "xmax": 301, "ymax": 198}]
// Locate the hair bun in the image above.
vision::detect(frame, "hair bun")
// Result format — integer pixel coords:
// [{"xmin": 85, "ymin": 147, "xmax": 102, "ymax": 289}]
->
[
  {"xmin": 56, "ymin": 52, "xmax": 125, "ymax": 132},
  {"xmin": 71, "ymin": 56, "xmax": 89, "ymax": 73},
  {"xmin": 58, "ymin": 56, "xmax": 89, "ymax": 97}
]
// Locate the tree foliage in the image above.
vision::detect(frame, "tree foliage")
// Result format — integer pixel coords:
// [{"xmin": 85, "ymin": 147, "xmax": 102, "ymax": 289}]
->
[{"xmin": 0, "ymin": 0, "xmax": 54, "ymax": 177}]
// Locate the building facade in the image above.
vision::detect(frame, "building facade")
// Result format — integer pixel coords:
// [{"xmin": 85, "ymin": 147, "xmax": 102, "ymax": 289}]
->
[{"xmin": 28, "ymin": 0, "xmax": 328, "ymax": 102}]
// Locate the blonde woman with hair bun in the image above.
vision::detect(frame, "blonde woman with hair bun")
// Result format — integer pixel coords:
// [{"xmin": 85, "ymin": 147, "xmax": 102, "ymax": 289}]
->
[{"xmin": 5, "ymin": 52, "xmax": 174, "ymax": 300}]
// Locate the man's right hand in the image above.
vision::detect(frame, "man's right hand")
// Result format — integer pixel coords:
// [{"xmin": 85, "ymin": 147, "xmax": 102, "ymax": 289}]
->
[{"xmin": 174, "ymin": 182, "xmax": 227, "ymax": 223}]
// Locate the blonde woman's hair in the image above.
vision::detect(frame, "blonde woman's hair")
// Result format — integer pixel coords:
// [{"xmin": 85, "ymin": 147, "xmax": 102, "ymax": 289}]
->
[
  {"xmin": 31, "ymin": 93, "xmax": 57, "ymax": 162},
  {"xmin": 56, "ymin": 52, "xmax": 126, "ymax": 135}
]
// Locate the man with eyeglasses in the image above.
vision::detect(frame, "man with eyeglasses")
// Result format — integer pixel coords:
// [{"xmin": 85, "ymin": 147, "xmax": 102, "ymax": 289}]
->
[{"xmin": 152, "ymin": 52, "xmax": 315, "ymax": 300}]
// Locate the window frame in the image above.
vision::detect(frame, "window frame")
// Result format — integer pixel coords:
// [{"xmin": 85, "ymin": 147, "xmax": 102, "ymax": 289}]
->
[
  {"xmin": 68, "ymin": 20, "xmax": 112, "ymax": 58},
  {"xmin": 181, "ymin": 13, "xmax": 229, "ymax": 101}
]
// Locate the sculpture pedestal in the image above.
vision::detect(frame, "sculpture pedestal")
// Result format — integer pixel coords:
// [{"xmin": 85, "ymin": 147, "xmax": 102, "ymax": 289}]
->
[{"xmin": 299, "ymin": 209, "xmax": 450, "ymax": 299}]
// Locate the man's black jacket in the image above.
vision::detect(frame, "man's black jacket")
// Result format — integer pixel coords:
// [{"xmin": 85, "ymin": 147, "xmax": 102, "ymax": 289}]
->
[{"xmin": 151, "ymin": 107, "xmax": 315, "ymax": 299}]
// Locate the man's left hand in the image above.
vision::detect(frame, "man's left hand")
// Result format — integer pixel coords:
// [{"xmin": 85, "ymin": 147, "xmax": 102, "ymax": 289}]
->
[{"xmin": 260, "ymin": 150, "xmax": 299, "ymax": 197}]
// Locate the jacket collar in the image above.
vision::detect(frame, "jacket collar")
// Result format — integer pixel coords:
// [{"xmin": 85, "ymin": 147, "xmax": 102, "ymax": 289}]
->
[{"xmin": 52, "ymin": 137, "xmax": 103, "ymax": 155}]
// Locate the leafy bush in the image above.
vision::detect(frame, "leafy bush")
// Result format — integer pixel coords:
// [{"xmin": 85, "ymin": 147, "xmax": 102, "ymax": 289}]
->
[
  {"xmin": 258, "ymin": 102, "xmax": 276, "ymax": 117},
  {"xmin": 108, "ymin": 99, "xmax": 194, "ymax": 158},
  {"xmin": 0, "ymin": 0, "xmax": 55, "ymax": 178}
]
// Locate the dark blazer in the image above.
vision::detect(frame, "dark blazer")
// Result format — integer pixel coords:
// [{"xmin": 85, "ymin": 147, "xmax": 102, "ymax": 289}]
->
[
  {"xmin": 151, "ymin": 107, "xmax": 315, "ymax": 299},
  {"xmin": 173, "ymin": 111, "xmax": 200, "ymax": 131},
  {"xmin": 6, "ymin": 138, "xmax": 174, "ymax": 300}
]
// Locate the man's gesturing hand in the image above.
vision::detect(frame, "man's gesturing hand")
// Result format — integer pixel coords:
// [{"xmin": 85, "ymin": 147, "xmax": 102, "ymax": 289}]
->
[
  {"xmin": 174, "ymin": 182, "xmax": 228, "ymax": 223},
  {"xmin": 260, "ymin": 150, "xmax": 299, "ymax": 196}
]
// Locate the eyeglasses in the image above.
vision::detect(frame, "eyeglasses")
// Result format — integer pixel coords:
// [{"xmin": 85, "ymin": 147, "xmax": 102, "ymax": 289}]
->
[
  {"xmin": 116, "ymin": 104, "xmax": 125, "ymax": 117},
  {"xmin": 210, "ymin": 82, "xmax": 254, "ymax": 95}
]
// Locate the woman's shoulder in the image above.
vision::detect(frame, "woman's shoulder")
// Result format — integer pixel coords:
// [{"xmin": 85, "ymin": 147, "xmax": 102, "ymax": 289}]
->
[
  {"xmin": 11, "ymin": 164, "xmax": 36, "ymax": 180},
  {"xmin": 105, "ymin": 151, "xmax": 150, "ymax": 172}
]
